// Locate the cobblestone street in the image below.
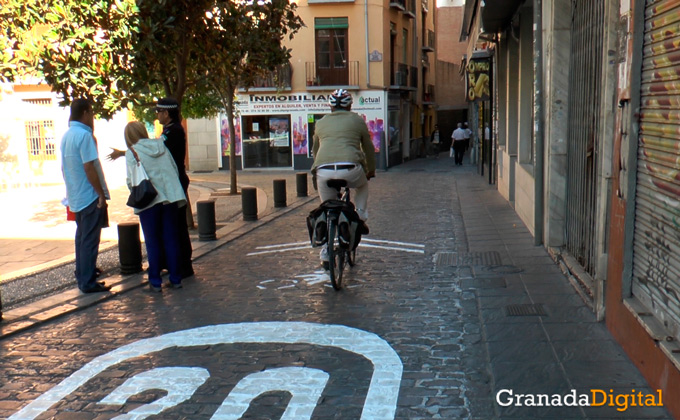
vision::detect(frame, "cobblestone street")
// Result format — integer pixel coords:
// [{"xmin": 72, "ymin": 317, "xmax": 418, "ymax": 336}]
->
[{"xmin": 0, "ymin": 157, "xmax": 672, "ymax": 419}]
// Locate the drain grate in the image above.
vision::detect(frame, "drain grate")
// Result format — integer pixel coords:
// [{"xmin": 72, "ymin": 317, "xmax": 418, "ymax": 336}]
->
[
  {"xmin": 505, "ymin": 304, "xmax": 547, "ymax": 316},
  {"xmin": 435, "ymin": 251, "xmax": 502, "ymax": 267}
]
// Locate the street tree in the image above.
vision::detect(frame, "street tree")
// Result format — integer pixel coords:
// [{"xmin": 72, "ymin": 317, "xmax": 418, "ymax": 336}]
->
[
  {"xmin": 199, "ymin": 0, "xmax": 303, "ymax": 193},
  {"xmin": 1, "ymin": 0, "xmax": 303, "ymax": 193}
]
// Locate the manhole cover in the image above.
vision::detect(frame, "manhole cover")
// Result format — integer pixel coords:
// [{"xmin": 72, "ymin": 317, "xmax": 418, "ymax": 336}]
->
[
  {"xmin": 505, "ymin": 304, "xmax": 547, "ymax": 316},
  {"xmin": 435, "ymin": 251, "xmax": 502, "ymax": 266}
]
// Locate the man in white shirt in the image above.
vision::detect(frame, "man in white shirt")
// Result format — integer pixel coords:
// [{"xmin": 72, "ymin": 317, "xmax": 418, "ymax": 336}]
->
[{"xmin": 451, "ymin": 123, "xmax": 466, "ymax": 165}]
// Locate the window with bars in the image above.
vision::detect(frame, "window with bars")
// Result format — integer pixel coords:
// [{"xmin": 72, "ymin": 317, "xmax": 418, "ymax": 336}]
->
[{"xmin": 25, "ymin": 120, "xmax": 57, "ymax": 161}]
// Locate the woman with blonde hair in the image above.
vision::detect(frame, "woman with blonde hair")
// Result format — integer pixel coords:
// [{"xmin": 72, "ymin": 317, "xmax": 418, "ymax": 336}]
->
[{"xmin": 124, "ymin": 121, "xmax": 186, "ymax": 292}]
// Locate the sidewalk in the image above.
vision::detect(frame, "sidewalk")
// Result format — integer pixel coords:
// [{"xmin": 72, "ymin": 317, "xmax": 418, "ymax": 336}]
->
[{"xmin": 0, "ymin": 170, "xmax": 315, "ymax": 329}]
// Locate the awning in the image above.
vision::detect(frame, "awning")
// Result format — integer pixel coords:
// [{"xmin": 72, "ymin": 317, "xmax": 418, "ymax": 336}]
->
[{"xmin": 480, "ymin": 0, "xmax": 524, "ymax": 34}]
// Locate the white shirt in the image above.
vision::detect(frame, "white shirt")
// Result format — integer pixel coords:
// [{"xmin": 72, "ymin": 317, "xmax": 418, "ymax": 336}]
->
[{"xmin": 452, "ymin": 128, "xmax": 466, "ymax": 141}]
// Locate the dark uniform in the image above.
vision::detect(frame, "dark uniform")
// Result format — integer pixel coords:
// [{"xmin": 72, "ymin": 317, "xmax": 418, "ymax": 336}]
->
[{"xmin": 162, "ymin": 121, "xmax": 194, "ymax": 278}]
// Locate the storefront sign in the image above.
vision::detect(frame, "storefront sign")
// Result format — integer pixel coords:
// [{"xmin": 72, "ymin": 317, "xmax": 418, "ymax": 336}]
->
[
  {"xmin": 221, "ymin": 91, "xmax": 387, "ymax": 164},
  {"xmin": 466, "ymin": 58, "xmax": 491, "ymax": 102}
]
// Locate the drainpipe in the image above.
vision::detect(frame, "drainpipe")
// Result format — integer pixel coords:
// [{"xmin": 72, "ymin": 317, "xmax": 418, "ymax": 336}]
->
[{"xmin": 533, "ymin": 0, "xmax": 544, "ymax": 246}]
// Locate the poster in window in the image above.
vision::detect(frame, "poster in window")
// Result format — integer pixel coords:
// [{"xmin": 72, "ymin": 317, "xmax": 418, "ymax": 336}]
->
[{"xmin": 269, "ymin": 118, "xmax": 290, "ymax": 147}]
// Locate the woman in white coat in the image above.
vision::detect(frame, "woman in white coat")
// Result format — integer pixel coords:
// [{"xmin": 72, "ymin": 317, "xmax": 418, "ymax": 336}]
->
[{"xmin": 124, "ymin": 121, "xmax": 186, "ymax": 292}]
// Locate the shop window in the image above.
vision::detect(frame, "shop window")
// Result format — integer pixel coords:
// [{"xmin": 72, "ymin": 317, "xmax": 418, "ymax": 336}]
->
[
  {"xmin": 241, "ymin": 115, "xmax": 292, "ymax": 168},
  {"xmin": 25, "ymin": 120, "xmax": 57, "ymax": 161}
]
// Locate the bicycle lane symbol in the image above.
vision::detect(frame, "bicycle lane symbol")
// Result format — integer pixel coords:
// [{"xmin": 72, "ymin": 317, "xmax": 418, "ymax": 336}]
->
[{"xmin": 9, "ymin": 322, "xmax": 403, "ymax": 420}]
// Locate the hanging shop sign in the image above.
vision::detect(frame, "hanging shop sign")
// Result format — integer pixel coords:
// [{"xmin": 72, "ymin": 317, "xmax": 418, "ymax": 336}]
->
[{"xmin": 466, "ymin": 58, "xmax": 491, "ymax": 102}]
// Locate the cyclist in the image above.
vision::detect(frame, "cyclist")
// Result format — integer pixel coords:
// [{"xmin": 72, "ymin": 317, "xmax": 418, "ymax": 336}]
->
[{"xmin": 312, "ymin": 89, "xmax": 376, "ymax": 265}]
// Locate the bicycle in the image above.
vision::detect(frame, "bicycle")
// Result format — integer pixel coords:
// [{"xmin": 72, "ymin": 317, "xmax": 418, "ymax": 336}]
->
[{"xmin": 323, "ymin": 179, "xmax": 357, "ymax": 290}]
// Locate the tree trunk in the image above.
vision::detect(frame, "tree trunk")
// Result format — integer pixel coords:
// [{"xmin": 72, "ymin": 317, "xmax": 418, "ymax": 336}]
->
[{"xmin": 225, "ymin": 80, "xmax": 238, "ymax": 195}]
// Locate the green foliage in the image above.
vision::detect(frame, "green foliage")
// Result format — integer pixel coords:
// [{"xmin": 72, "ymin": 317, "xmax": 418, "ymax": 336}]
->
[{"xmin": 0, "ymin": 0, "xmax": 302, "ymax": 122}]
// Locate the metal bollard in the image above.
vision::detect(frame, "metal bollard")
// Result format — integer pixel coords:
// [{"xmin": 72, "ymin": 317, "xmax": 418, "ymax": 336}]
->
[
  {"xmin": 296, "ymin": 172, "xmax": 308, "ymax": 197},
  {"xmin": 273, "ymin": 179, "xmax": 287, "ymax": 208},
  {"xmin": 118, "ymin": 222, "xmax": 143, "ymax": 274},
  {"xmin": 242, "ymin": 187, "xmax": 258, "ymax": 221},
  {"xmin": 197, "ymin": 200, "xmax": 217, "ymax": 241}
]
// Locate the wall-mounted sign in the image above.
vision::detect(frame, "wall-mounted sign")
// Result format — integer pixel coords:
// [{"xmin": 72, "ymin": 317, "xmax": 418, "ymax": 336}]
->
[
  {"xmin": 369, "ymin": 50, "xmax": 383, "ymax": 62},
  {"xmin": 466, "ymin": 57, "xmax": 490, "ymax": 102}
]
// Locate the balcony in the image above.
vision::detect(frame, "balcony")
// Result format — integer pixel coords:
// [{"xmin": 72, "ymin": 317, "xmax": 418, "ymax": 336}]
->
[
  {"xmin": 389, "ymin": 0, "xmax": 405, "ymax": 11},
  {"xmin": 423, "ymin": 84, "xmax": 435, "ymax": 105},
  {"xmin": 239, "ymin": 63, "xmax": 291, "ymax": 91},
  {"xmin": 404, "ymin": 0, "xmax": 416, "ymax": 18},
  {"xmin": 305, "ymin": 61, "xmax": 359, "ymax": 89},
  {"xmin": 421, "ymin": 30, "xmax": 435, "ymax": 53},
  {"xmin": 390, "ymin": 63, "xmax": 416, "ymax": 91}
]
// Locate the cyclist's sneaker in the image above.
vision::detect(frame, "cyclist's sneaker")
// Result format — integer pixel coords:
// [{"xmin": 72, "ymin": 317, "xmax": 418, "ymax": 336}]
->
[
  {"xmin": 338, "ymin": 222, "xmax": 351, "ymax": 248},
  {"xmin": 320, "ymin": 246, "xmax": 330, "ymax": 270},
  {"xmin": 359, "ymin": 221, "xmax": 370, "ymax": 235},
  {"xmin": 319, "ymin": 246, "xmax": 329, "ymax": 262}
]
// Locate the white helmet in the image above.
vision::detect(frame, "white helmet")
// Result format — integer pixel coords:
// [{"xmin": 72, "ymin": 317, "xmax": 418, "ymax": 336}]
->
[{"xmin": 328, "ymin": 89, "xmax": 353, "ymax": 109}]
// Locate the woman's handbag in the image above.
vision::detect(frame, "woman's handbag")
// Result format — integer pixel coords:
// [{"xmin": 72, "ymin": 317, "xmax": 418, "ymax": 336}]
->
[{"xmin": 126, "ymin": 147, "xmax": 158, "ymax": 209}]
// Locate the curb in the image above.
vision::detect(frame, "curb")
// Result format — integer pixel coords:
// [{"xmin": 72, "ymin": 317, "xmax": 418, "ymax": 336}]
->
[{"xmin": 0, "ymin": 193, "xmax": 317, "ymax": 339}]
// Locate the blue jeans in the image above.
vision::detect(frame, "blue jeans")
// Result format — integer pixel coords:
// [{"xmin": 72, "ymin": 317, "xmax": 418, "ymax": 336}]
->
[
  {"xmin": 75, "ymin": 199, "xmax": 103, "ymax": 291},
  {"xmin": 139, "ymin": 203, "xmax": 182, "ymax": 287}
]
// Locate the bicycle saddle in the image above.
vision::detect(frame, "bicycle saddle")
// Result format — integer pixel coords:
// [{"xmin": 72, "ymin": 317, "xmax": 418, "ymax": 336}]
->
[{"xmin": 326, "ymin": 179, "xmax": 348, "ymax": 189}]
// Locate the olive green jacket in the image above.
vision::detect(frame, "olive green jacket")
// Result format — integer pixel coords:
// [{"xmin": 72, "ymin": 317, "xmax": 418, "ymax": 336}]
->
[{"xmin": 311, "ymin": 110, "xmax": 376, "ymax": 173}]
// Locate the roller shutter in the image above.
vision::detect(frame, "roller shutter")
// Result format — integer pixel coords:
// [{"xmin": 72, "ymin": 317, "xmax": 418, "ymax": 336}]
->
[{"xmin": 632, "ymin": 0, "xmax": 680, "ymax": 339}]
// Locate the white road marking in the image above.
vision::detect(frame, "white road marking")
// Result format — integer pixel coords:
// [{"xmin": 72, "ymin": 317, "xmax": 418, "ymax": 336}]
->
[
  {"xmin": 211, "ymin": 367, "xmax": 329, "ymax": 420},
  {"xmin": 9, "ymin": 322, "xmax": 403, "ymax": 420},
  {"xmin": 247, "ymin": 245, "xmax": 311, "ymax": 256},
  {"xmin": 254, "ymin": 241, "xmax": 311, "ymax": 249},
  {"xmin": 100, "ymin": 367, "xmax": 209, "ymax": 420},
  {"xmin": 361, "ymin": 238, "xmax": 426, "ymax": 248},
  {"xmin": 359, "ymin": 243, "xmax": 425, "ymax": 254},
  {"xmin": 247, "ymin": 238, "xmax": 425, "ymax": 256}
]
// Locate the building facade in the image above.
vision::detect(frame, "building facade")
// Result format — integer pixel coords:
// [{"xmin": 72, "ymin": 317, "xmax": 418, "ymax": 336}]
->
[
  {"xmin": 460, "ymin": 0, "xmax": 680, "ymax": 416},
  {"xmin": 0, "ymin": 82, "xmax": 128, "ymax": 191},
  {"xmin": 187, "ymin": 0, "xmax": 437, "ymax": 171}
]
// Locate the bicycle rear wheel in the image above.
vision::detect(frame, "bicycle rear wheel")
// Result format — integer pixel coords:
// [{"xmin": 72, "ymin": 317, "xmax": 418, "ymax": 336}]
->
[{"xmin": 328, "ymin": 220, "xmax": 343, "ymax": 290}]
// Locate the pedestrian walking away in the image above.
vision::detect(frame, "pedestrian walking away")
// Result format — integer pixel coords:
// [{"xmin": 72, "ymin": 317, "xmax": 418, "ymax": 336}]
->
[
  {"xmin": 451, "ymin": 123, "xmax": 466, "ymax": 165},
  {"xmin": 60, "ymin": 99, "xmax": 111, "ymax": 294},
  {"xmin": 463, "ymin": 122, "xmax": 472, "ymax": 152},
  {"xmin": 123, "ymin": 121, "xmax": 187, "ymax": 292},
  {"xmin": 430, "ymin": 124, "xmax": 441, "ymax": 159}
]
